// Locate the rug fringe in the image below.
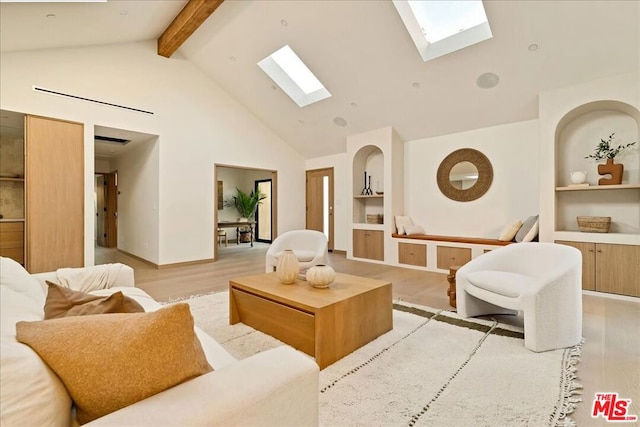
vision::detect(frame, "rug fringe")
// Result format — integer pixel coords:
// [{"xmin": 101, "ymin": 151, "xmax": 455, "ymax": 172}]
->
[{"xmin": 553, "ymin": 338, "xmax": 585, "ymax": 427}]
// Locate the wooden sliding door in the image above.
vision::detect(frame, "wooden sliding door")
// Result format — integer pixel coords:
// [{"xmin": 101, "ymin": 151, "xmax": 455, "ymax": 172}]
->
[{"xmin": 26, "ymin": 115, "xmax": 84, "ymax": 273}]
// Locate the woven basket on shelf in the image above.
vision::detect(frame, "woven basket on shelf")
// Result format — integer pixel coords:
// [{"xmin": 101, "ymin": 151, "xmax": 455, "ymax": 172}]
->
[
  {"xmin": 366, "ymin": 214, "xmax": 383, "ymax": 224},
  {"xmin": 577, "ymin": 216, "xmax": 611, "ymax": 233}
]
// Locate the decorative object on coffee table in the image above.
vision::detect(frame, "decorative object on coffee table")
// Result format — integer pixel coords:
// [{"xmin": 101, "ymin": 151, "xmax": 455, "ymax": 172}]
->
[
  {"xmin": 306, "ymin": 264, "xmax": 336, "ymax": 288},
  {"xmin": 585, "ymin": 133, "xmax": 636, "ymax": 185},
  {"xmin": 276, "ymin": 249, "xmax": 299, "ymax": 284},
  {"xmin": 577, "ymin": 216, "xmax": 611, "ymax": 233}
]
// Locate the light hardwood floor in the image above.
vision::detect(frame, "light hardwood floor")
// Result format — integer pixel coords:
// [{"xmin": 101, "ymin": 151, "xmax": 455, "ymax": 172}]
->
[{"xmin": 96, "ymin": 244, "xmax": 640, "ymax": 426}]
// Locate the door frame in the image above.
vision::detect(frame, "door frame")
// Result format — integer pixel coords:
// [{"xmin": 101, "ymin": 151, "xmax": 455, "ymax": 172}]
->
[{"xmin": 254, "ymin": 178, "xmax": 273, "ymax": 243}]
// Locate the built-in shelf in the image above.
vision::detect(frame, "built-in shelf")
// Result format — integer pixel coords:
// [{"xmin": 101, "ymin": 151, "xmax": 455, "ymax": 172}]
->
[
  {"xmin": 0, "ymin": 177, "xmax": 24, "ymax": 182},
  {"xmin": 353, "ymin": 194, "xmax": 384, "ymax": 199},
  {"xmin": 352, "ymin": 223, "xmax": 385, "ymax": 231},
  {"xmin": 554, "ymin": 231, "xmax": 640, "ymax": 245},
  {"xmin": 556, "ymin": 184, "xmax": 640, "ymax": 191},
  {"xmin": 0, "ymin": 218, "xmax": 25, "ymax": 222}
]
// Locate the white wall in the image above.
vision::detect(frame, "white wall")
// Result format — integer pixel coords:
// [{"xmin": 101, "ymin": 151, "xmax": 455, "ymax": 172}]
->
[
  {"xmin": 404, "ymin": 119, "xmax": 540, "ymax": 238},
  {"xmin": 111, "ymin": 137, "xmax": 160, "ymax": 262},
  {"xmin": 0, "ymin": 41, "xmax": 306, "ymax": 265},
  {"xmin": 306, "ymin": 153, "xmax": 348, "ymax": 251},
  {"xmin": 95, "ymin": 159, "xmax": 111, "ymax": 174}
]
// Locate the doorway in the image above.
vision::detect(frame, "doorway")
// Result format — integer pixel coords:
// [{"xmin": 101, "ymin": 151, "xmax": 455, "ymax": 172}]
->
[
  {"xmin": 255, "ymin": 179, "xmax": 272, "ymax": 243},
  {"xmin": 95, "ymin": 172, "xmax": 117, "ymax": 248},
  {"xmin": 306, "ymin": 167, "xmax": 334, "ymax": 251}
]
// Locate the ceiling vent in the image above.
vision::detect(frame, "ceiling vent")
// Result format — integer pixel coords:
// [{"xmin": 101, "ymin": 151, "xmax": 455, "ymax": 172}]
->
[{"xmin": 95, "ymin": 135, "xmax": 130, "ymax": 145}]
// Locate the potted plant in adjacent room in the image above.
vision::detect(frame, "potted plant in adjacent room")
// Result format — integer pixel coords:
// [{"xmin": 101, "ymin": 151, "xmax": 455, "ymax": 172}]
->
[
  {"xmin": 225, "ymin": 188, "xmax": 266, "ymax": 242},
  {"xmin": 585, "ymin": 132, "xmax": 636, "ymax": 185}
]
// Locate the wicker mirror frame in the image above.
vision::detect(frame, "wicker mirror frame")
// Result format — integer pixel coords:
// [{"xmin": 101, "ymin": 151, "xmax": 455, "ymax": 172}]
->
[{"xmin": 437, "ymin": 148, "xmax": 493, "ymax": 202}]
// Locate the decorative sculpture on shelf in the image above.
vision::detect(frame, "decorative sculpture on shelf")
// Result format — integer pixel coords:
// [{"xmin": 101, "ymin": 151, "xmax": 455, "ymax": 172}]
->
[{"xmin": 361, "ymin": 171, "xmax": 373, "ymax": 195}]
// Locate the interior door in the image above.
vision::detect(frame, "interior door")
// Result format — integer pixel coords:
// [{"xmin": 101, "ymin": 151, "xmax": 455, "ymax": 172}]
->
[
  {"xmin": 104, "ymin": 172, "xmax": 117, "ymax": 248},
  {"xmin": 96, "ymin": 175, "xmax": 107, "ymax": 247},
  {"xmin": 255, "ymin": 179, "xmax": 272, "ymax": 243},
  {"xmin": 306, "ymin": 168, "xmax": 334, "ymax": 251}
]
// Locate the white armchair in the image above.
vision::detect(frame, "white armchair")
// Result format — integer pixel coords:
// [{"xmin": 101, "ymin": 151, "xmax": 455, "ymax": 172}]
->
[
  {"xmin": 456, "ymin": 242, "xmax": 583, "ymax": 352},
  {"xmin": 265, "ymin": 230, "xmax": 329, "ymax": 273}
]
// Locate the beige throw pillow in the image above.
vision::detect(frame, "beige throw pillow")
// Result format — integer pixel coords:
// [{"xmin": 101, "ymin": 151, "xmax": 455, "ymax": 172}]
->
[
  {"xmin": 394, "ymin": 216, "xmax": 414, "ymax": 235},
  {"xmin": 16, "ymin": 304, "xmax": 213, "ymax": 425},
  {"xmin": 44, "ymin": 281, "xmax": 144, "ymax": 319},
  {"xmin": 498, "ymin": 220, "xmax": 523, "ymax": 241}
]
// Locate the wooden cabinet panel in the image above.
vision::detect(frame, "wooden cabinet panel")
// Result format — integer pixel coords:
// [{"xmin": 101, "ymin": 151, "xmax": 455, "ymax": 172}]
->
[
  {"xmin": 436, "ymin": 245, "xmax": 471, "ymax": 270},
  {"xmin": 353, "ymin": 229, "xmax": 384, "ymax": 261},
  {"xmin": 556, "ymin": 240, "xmax": 596, "ymax": 291},
  {"xmin": 26, "ymin": 115, "xmax": 84, "ymax": 273},
  {"xmin": 595, "ymin": 243, "xmax": 640, "ymax": 297},
  {"xmin": 398, "ymin": 242, "xmax": 426, "ymax": 267},
  {"xmin": 556, "ymin": 241, "xmax": 639, "ymax": 297},
  {"xmin": 0, "ymin": 222, "xmax": 24, "ymax": 264}
]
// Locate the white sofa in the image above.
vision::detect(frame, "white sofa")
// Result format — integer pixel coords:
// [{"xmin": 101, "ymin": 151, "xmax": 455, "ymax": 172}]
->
[{"xmin": 0, "ymin": 256, "xmax": 319, "ymax": 426}]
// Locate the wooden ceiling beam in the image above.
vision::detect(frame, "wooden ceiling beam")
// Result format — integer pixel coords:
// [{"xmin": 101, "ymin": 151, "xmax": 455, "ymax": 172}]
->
[{"xmin": 157, "ymin": 0, "xmax": 224, "ymax": 58}]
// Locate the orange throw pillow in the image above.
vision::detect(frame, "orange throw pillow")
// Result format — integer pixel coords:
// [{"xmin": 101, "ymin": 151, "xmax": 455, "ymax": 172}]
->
[{"xmin": 16, "ymin": 304, "xmax": 213, "ymax": 424}]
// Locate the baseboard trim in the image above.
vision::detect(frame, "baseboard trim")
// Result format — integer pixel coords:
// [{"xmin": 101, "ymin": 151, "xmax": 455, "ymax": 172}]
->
[
  {"xmin": 117, "ymin": 249, "xmax": 159, "ymax": 269},
  {"xmin": 158, "ymin": 258, "xmax": 215, "ymax": 269},
  {"xmin": 331, "ymin": 249, "xmax": 346, "ymax": 255},
  {"xmin": 582, "ymin": 290, "xmax": 639, "ymax": 302}
]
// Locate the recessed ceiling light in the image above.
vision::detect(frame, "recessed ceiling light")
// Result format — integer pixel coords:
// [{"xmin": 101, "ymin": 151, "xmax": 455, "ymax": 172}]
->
[
  {"xmin": 333, "ymin": 117, "xmax": 347, "ymax": 127},
  {"xmin": 271, "ymin": 85, "xmax": 277, "ymax": 91},
  {"xmin": 281, "ymin": 19, "xmax": 288, "ymax": 27},
  {"xmin": 46, "ymin": 13, "xmax": 56, "ymax": 18},
  {"xmin": 229, "ymin": 56, "xmax": 236, "ymax": 62},
  {"xmin": 528, "ymin": 43, "xmax": 538, "ymax": 51},
  {"xmin": 412, "ymin": 82, "xmax": 420, "ymax": 88},
  {"xmin": 120, "ymin": 10, "xmax": 128, "ymax": 16},
  {"xmin": 298, "ymin": 119, "xmax": 304, "ymax": 124},
  {"xmin": 476, "ymin": 72, "xmax": 499, "ymax": 89},
  {"xmin": 350, "ymin": 102, "xmax": 358, "ymax": 108}
]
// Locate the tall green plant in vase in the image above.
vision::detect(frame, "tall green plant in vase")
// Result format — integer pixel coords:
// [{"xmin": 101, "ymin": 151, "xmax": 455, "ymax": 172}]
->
[{"xmin": 224, "ymin": 188, "xmax": 266, "ymax": 220}]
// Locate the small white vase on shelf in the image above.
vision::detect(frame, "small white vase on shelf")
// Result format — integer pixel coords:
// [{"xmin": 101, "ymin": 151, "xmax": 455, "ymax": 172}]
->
[
  {"xmin": 306, "ymin": 264, "xmax": 336, "ymax": 288},
  {"xmin": 570, "ymin": 171, "xmax": 587, "ymax": 184},
  {"xmin": 276, "ymin": 249, "xmax": 299, "ymax": 284}
]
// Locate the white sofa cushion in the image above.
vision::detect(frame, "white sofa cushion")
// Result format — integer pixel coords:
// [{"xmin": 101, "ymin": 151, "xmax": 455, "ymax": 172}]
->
[
  {"xmin": 0, "ymin": 257, "xmax": 45, "ymax": 307},
  {"xmin": 275, "ymin": 250, "xmax": 316, "ymax": 262},
  {"xmin": 0, "ymin": 286, "xmax": 71, "ymax": 427},
  {"xmin": 467, "ymin": 270, "xmax": 536, "ymax": 298}
]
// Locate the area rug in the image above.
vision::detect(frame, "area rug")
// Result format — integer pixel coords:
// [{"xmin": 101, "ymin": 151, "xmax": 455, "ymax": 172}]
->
[{"xmin": 172, "ymin": 291, "xmax": 583, "ymax": 427}]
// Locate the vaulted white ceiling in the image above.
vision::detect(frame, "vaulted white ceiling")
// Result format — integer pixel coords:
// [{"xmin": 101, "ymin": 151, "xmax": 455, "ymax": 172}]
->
[{"xmin": 1, "ymin": 0, "xmax": 638, "ymax": 159}]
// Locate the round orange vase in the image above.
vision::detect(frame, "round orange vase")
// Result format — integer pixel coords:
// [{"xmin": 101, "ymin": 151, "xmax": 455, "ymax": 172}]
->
[{"xmin": 597, "ymin": 158, "xmax": 623, "ymax": 185}]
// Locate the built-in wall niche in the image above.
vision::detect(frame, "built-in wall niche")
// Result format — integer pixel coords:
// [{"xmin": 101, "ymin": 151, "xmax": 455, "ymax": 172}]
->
[
  {"xmin": 0, "ymin": 110, "xmax": 26, "ymax": 220},
  {"xmin": 554, "ymin": 100, "xmax": 640, "ymax": 238},
  {"xmin": 352, "ymin": 145, "xmax": 384, "ymax": 224}
]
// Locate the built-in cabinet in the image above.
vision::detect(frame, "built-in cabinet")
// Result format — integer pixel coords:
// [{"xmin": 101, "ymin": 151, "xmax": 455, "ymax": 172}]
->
[
  {"xmin": 540, "ymin": 94, "xmax": 639, "ymax": 298},
  {"xmin": 556, "ymin": 241, "xmax": 640, "ymax": 297},
  {"xmin": 352, "ymin": 229, "xmax": 384, "ymax": 261},
  {"xmin": 0, "ymin": 110, "xmax": 84, "ymax": 272},
  {"xmin": 347, "ymin": 127, "xmax": 404, "ymax": 264}
]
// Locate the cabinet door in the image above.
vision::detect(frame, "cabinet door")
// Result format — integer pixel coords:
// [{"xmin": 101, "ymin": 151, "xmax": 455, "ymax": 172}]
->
[
  {"xmin": 352, "ymin": 229, "xmax": 384, "ymax": 261},
  {"xmin": 436, "ymin": 245, "xmax": 471, "ymax": 270},
  {"xmin": 595, "ymin": 244, "xmax": 640, "ymax": 297},
  {"xmin": 555, "ymin": 240, "xmax": 596, "ymax": 291},
  {"xmin": 26, "ymin": 115, "xmax": 84, "ymax": 273},
  {"xmin": 398, "ymin": 242, "xmax": 426, "ymax": 267}
]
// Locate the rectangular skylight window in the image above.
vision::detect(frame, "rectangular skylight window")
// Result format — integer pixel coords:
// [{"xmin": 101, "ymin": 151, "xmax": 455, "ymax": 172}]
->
[
  {"xmin": 393, "ymin": 0, "xmax": 492, "ymax": 62},
  {"xmin": 258, "ymin": 45, "xmax": 331, "ymax": 107}
]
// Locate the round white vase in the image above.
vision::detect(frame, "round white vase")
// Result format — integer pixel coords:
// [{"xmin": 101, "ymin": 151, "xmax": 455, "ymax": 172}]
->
[
  {"xmin": 306, "ymin": 264, "xmax": 336, "ymax": 288},
  {"xmin": 570, "ymin": 171, "xmax": 587, "ymax": 184},
  {"xmin": 276, "ymin": 249, "xmax": 299, "ymax": 284}
]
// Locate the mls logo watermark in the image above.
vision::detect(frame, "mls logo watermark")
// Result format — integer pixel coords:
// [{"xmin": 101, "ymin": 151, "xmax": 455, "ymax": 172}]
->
[{"xmin": 592, "ymin": 393, "xmax": 638, "ymax": 422}]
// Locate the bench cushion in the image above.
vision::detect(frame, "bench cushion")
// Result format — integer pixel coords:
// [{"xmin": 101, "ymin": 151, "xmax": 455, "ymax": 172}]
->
[{"xmin": 467, "ymin": 271, "xmax": 535, "ymax": 298}]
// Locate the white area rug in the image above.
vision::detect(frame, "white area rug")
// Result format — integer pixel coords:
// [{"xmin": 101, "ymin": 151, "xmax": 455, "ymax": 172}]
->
[{"xmin": 174, "ymin": 291, "xmax": 583, "ymax": 427}]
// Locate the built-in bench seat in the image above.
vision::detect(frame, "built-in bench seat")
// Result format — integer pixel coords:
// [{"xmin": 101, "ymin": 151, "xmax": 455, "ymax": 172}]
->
[{"xmin": 391, "ymin": 233, "xmax": 513, "ymax": 246}]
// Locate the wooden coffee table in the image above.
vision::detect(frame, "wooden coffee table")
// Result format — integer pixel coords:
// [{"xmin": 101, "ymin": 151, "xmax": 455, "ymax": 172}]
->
[{"xmin": 229, "ymin": 272, "xmax": 392, "ymax": 369}]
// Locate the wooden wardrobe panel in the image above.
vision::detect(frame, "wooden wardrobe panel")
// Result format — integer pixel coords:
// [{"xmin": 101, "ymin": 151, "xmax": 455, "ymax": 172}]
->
[{"xmin": 26, "ymin": 115, "xmax": 84, "ymax": 273}]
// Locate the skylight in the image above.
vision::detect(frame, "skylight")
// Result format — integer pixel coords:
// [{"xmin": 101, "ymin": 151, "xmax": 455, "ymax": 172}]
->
[
  {"xmin": 393, "ymin": 0, "xmax": 492, "ymax": 62},
  {"xmin": 258, "ymin": 45, "xmax": 331, "ymax": 107}
]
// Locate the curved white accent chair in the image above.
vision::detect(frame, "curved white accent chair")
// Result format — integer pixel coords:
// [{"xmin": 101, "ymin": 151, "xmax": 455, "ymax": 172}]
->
[
  {"xmin": 456, "ymin": 242, "xmax": 583, "ymax": 352},
  {"xmin": 265, "ymin": 230, "xmax": 329, "ymax": 273}
]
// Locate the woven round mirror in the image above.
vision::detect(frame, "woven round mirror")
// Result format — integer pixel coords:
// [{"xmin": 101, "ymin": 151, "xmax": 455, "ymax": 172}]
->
[{"xmin": 437, "ymin": 148, "xmax": 493, "ymax": 202}]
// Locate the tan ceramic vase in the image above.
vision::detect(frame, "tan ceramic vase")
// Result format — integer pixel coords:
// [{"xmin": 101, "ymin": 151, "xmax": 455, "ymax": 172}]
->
[
  {"xmin": 597, "ymin": 158, "xmax": 623, "ymax": 185},
  {"xmin": 306, "ymin": 264, "xmax": 336, "ymax": 288},
  {"xmin": 276, "ymin": 249, "xmax": 299, "ymax": 284}
]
